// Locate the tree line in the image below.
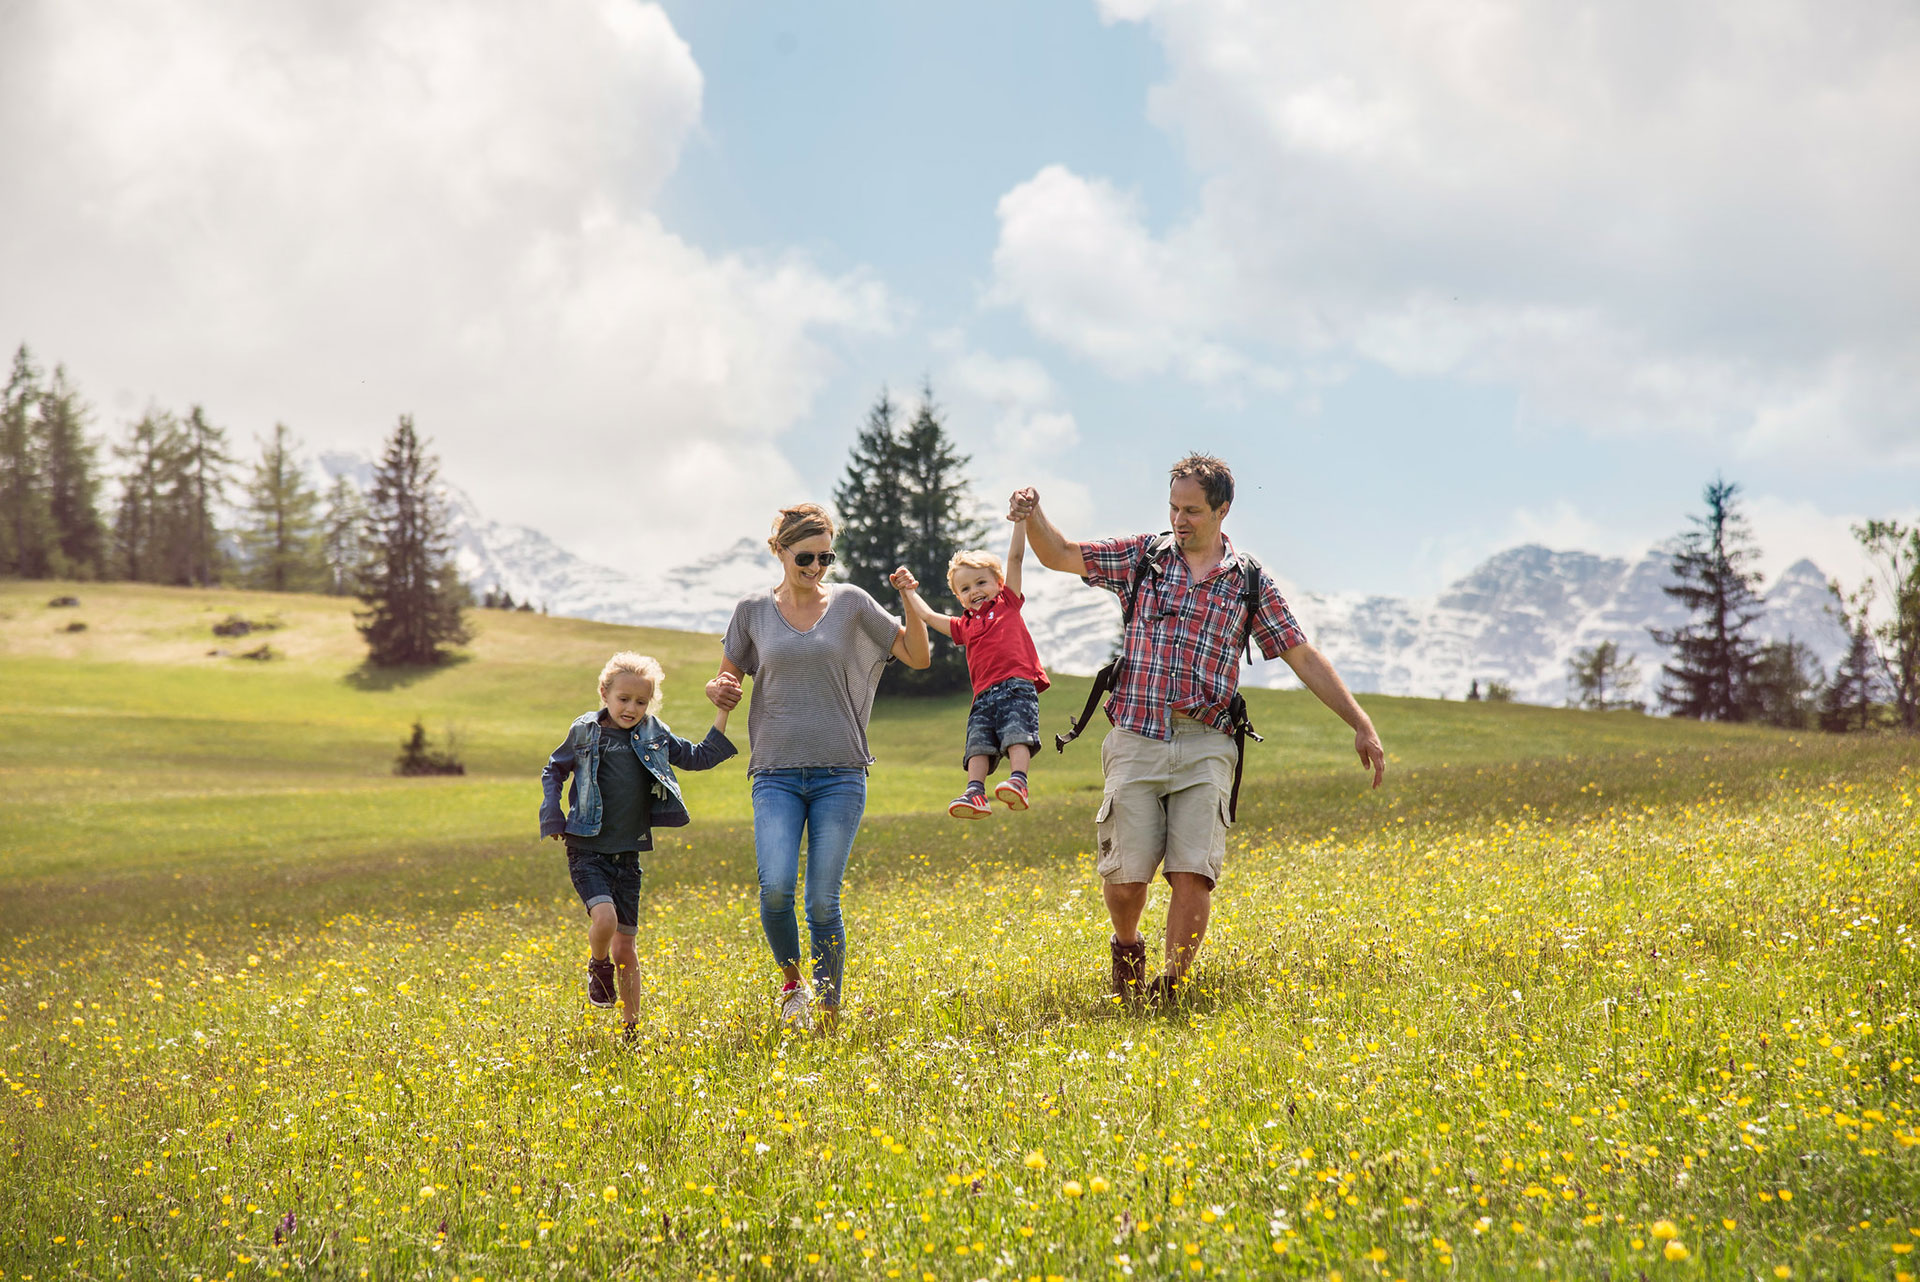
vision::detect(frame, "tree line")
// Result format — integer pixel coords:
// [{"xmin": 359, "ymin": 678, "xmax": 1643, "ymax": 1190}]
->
[
  {"xmin": 1559, "ymin": 478, "xmax": 1917, "ymax": 733},
  {"xmin": 1, "ymin": 342, "xmax": 470, "ymax": 668}
]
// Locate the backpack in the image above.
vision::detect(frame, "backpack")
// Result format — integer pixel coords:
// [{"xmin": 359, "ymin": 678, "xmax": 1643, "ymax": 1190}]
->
[{"xmin": 1055, "ymin": 533, "xmax": 1267, "ymax": 821}]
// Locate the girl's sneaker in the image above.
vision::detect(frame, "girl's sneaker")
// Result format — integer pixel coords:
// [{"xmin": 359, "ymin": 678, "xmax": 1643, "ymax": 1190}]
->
[
  {"xmin": 586, "ymin": 958, "xmax": 617, "ymax": 1009},
  {"xmin": 993, "ymin": 776, "xmax": 1030, "ymax": 810},
  {"xmin": 948, "ymin": 792, "xmax": 991, "ymax": 819},
  {"xmin": 779, "ymin": 983, "xmax": 813, "ymax": 1033}
]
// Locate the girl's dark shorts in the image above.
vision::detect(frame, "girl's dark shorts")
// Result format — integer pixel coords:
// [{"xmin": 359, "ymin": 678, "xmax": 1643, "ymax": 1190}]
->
[{"xmin": 566, "ymin": 849, "xmax": 642, "ymax": 935}]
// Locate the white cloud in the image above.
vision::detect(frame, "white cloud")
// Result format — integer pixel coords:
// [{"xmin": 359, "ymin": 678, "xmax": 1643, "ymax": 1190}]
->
[
  {"xmin": 932, "ymin": 345, "xmax": 1095, "ymax": 539},
  {"xmin": 999, "ymin": 0, "xmax": 1920, "ymax": 459},
  {"xmin": 0, "ymin": 0, "xmax": 891, "ymax": 570}
]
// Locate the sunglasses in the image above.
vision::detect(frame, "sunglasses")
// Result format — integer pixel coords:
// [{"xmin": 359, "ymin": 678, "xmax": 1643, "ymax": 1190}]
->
[{"xmin": 791, "ymin": 551, "xmax": 836, "ymax": 568}]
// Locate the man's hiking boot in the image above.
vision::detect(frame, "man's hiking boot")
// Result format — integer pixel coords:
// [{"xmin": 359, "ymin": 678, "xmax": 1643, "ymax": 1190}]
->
[
  {"xmin": 586, "ymin": 957, "xmax": 617, "ymax": 1009},
  {"xmin": 948, "ymin": 792, "xmax": 991, "ymax": 819},
  {"xmin": 993, "ymin": 776, "xmax": 1030, "ymax": 810},
  {"xmin": 1144, "ymin": 972, "xmax": 1182, "ymax": 1008},
  {"xmin": 1110, "ymin": 936, "xmax": 1148, "ymax": 1004}
]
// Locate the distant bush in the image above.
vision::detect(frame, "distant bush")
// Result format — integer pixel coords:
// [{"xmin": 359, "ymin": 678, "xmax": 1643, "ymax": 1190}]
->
[
  {"xmin": 62, "ymin": 620, "xmax": 87, "ymax": 633},
  {"xmin": 395, "ymin": 721, "xmax": 464, "ymax": 776},
  {"xmin": 48, "ymin": 596, "xmax": 80, "ymax": 608},
  {"xmin": 236, "ymin": 643, "xmax": 277, "ymax": 661},
  {"xmin": 1485, "ymin": 680, "xmax": 1515, "ymax": 703},
  {"xmin": 212, "ymin": 614, "xmax": 283, "ymax": 638}
]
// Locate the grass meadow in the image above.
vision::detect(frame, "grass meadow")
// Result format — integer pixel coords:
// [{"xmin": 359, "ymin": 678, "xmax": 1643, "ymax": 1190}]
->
[{"xmin": 2, "ymin": 580, "xmax": 1917, "ymax": 1280}]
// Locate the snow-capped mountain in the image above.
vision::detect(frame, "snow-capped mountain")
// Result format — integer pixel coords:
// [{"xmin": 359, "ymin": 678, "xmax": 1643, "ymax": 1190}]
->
[{"xmin": 317, "ymin": 453, "xmax": 1849, "ymax": 706}]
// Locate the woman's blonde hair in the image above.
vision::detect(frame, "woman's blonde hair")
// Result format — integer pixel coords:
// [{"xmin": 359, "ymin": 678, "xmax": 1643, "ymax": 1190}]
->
[
  {"xmin": 767, "ymin": 502, "xmax": 835, "ymax": 555},
  {"xmin": 598, "ymin": 651, "xmax": 665, "ymax": 713},
  {"xmin": 946, "ymin": 549, "xmax": 1004, "ymax": 589}
]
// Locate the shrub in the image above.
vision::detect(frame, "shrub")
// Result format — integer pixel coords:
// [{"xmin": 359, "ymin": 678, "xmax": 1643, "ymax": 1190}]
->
[{"xmin": 394, "ymin": 721, "xmax": 464, "ymax": 776}]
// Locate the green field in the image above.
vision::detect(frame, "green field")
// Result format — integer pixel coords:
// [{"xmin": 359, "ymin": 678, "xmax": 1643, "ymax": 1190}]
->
[{"xmin": 3, "ymin": 580, "xmax": 1917, "ymax": 1280}]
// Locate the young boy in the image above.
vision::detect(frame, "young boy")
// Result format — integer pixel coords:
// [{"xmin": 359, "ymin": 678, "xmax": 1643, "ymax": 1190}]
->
[
  {"xmin": 539, "ymin": 652, "xmax": 738, "ymax": 1038},
  {"xmin": 899, "ymin": 520, "xmax": 1050, "ymax": 818}
]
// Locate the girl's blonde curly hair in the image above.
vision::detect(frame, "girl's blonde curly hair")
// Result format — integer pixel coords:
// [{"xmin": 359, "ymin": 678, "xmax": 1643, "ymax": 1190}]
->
[{"xmin": 598, "ymin": 651, "xmax": 665, "ymax": 714}]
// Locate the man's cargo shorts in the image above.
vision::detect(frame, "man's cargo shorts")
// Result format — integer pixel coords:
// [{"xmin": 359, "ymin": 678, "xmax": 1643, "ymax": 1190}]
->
[{"xmin": 1094, "ymin": 717, "xmax": 1235, "ymax": 888}]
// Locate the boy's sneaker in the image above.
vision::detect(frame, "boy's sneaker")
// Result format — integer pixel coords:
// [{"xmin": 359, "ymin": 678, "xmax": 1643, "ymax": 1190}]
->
[
  {"xmin": 586, "ymin": 958, "xmax": 617, "ymax": 1009},
  {"xmin": 948, "ymin": 792, "xmax": 991, "ymax": 819},
  {"xmin": 1144, "ymin": 972, "xmax": 1182, "ymax": 1008},
  {"xmin": 993, "ymin": 776, "xmax": 1030, "ymax": 810},
  {"xmin": 779, "ymin": 983, "xmax": 813, "ymax": 1033}
]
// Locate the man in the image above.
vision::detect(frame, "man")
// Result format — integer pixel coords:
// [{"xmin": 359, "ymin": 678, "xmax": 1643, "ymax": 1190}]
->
[{"xmin": 1011, "ymin": 454, "xmax": 1386, "ymax": 1003}]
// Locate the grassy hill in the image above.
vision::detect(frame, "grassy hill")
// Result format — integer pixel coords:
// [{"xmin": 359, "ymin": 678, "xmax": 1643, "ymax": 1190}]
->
[{"xmin": 3, "ymin": 580, "xmax": 1916, "ymax": 1278}]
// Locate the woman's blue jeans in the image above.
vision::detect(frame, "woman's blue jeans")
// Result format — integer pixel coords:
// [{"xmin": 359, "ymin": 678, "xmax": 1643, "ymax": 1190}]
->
[{"xmin": 751, "ymin": 768, "xmax": 867, "ymax": 1007}]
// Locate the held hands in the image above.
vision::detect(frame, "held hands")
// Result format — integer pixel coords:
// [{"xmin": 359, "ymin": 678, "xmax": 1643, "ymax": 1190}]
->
[
  {"xmin": 888, "ymin": 566, "xmax": 920, "ymax": 594},
  {"xmin": 1007, "ymin": 487, "xmax": 1038, "ymax": 522},
  {"xmin": 705, "ymin": 672, "xmax": 743, "ymax": 711}
]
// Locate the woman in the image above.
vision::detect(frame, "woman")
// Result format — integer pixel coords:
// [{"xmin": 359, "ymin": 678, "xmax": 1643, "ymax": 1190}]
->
[{"xmin": 705, "ymin": 502, "xmax": 929, "ymax": 1032}]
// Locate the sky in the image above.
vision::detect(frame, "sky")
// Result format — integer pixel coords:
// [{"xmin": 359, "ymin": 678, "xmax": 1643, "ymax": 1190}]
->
[{"xmin": 2, "ymin": 0, "xmax": 1915, "ymax": 600}]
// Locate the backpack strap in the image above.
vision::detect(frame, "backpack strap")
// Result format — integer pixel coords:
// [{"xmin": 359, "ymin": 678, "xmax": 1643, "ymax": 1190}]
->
[
  {"xmin": 1223, "ymin": 553, "xmax": 1267, "ymax": 821},
  {"xmin": 1055, "ymin": 534, "xmax": 1178, "ymax": 752}
]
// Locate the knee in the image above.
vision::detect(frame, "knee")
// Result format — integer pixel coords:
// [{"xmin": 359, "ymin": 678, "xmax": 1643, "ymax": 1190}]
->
[
  {"xmin": 588, "ymin": 902, "xmax": 617, "ymax": 930},
  {"xmin": 805, "ymin": 887, "xmax": 842, "ymax": 928},
  {"xmin": 610, "ymin": 934, "xmax": 639, "ymax": 966},
  {"xmin": 759, "ymin": 875, "xmax": 798, "ymax": 908}
]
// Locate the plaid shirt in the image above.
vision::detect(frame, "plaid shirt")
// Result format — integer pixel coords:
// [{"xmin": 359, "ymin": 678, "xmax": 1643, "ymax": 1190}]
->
[{"xmin": 1079, "ymin": 533, "xmax": 1307, "ymax": 740}]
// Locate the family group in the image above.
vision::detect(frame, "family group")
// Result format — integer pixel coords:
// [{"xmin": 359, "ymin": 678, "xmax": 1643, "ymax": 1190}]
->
[{"xmin": 538, "ymin": 454, "xmax": 1388, "ymax": 1040}]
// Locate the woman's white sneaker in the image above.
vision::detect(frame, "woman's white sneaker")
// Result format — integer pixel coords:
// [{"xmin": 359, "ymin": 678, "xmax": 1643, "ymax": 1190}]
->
[{"xmin": 779, "ymin": 983, "xmax": 813, "ymax": 1032}]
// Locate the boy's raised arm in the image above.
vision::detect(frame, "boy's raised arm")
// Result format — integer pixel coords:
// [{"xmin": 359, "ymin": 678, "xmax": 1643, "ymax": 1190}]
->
[
  {"xmin": 1005, "ymin": 520, "xmax": 1027, "ymax": 598},
  {"xmin": 891, "ymin": 573, "xmax": 954, "ymax": 637}
]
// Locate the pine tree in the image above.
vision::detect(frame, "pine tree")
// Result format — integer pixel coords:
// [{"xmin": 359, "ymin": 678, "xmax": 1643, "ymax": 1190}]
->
[
  {"xmin": 1565, "ymin": 640, "xmax": 1643, "ymax": 710},
  {"xmin": 1649, "ymin": 478, "xmax": 1765, "ymax": 721},
  {"xmin": 158, "ymin": 405, "xmax": 233, "ymax": 586},
  {"xmin": 238, "ymin": 423, "xmax": 324, "ymax": 591},
  {"xmin": 320, "ymin": 476, "xmax": 368, "ymax": 596},
  {"xmin": 113, "ymin": 411, "xmax": 178, "ymax": 582},
  {"xmin": 1750, "ymin": 638, "xmax": 1823, "ymax": 729},
  {"xmin": 356, "ymin": 415, "xmax": 470, "ymax": 666},
  {"xmin": 832, "ymin": 388, "xmax": 910, "ymax": 596},
  {"xmin": 37, "ymin": 365, "xmax": 106, "ymax": 578},
  {"xmin": 1819, "ymin": 592, "xmax": 1882, "ymax": 733},
  {"xmin": 0, "ymin": 343, "xmax": 54, "ymax": 577},
  {"xmin": 831, "ymin": 384, "xmax": 982, "ymax": 696}
]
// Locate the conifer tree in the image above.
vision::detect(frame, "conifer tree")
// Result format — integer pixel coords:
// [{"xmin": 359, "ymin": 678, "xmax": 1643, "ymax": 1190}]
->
[
  {"xmin": 238, "ymin": 423, "xmax": 324, "ymax": 591},
  {"xmin": 1565, "ymin": 640, "xmax": 1642, "ymax": 710},
  {"xmin": 832, "ymin": 388, "xmax": 909, "ymax": 594},
  {"xmin": 1847, "ymin": 519, "xmax": 1920, "ymax": 732},
  {"xmin": 1819, "ymin": 592, "xmax": 1882, "ymax": 733},
  {"xmin": 1750, "ymin": 638, "xmax": 1823, "ymax": 729},
  {"xmin": 0, "ymin": 344, "xmax": 53, "ymax": 577},
  {"xmin": 356, "ymin": 415, "xmax": 470, "ymax": 666},
  {"xmin": 320, "ymin": 475, "xmax": 368, "ymax": 596},
  {"xmin": 113, "ymin": 410, "xmax": 177, "ymax": 582},
  {"xmin": 1649, "ymin": 478, "xmax": 1765, "ymax": 720},
  {"xmin": 159, "ymin": 405, "xmax": 233, "ymax": 586},
  {"xmin": 37, "ymin": 365, "xmax": 106, "ymax": 578}
]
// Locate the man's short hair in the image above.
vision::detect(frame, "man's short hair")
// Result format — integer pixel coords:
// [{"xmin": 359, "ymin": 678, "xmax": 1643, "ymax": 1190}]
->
[{"xmin": 1169, "ymin": 454, "xmax": 1234, "ymax": 510}]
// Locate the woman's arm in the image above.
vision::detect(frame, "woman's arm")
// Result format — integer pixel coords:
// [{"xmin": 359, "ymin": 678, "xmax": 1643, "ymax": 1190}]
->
[{"xmin": 887, "ymin": 567, "xmax": 933, "ymax": 668}]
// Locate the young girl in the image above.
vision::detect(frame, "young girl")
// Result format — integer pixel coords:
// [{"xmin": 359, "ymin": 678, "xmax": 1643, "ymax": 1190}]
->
[{"xmin": 540, "ymin": 652, "xmax": 736, "ymax": 1038}]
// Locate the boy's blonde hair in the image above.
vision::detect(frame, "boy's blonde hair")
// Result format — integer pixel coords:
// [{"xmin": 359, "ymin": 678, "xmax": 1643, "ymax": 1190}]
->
[
  {"xmin": 598, "ymin": 651, "xmax": 665, "ymax": 713},
  {"xmin": 946, "ymin": 549, "xmax": 1005, "ymax": 590}
]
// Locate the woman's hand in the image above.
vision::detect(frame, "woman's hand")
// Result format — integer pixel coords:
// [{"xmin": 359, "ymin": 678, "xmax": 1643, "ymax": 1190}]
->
[
  {"xmin": 706, "ymin": 672, "xmax": 744, "ymax": 710},
  {"xmin": 889, "ymin": 567, "xmax": 920, "ymax": 593}
]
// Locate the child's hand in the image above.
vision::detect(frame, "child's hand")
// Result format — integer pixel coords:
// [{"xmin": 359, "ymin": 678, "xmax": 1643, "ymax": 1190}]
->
[
  {"xmin": 889, "ymin": 567, "xmax": 920, "ymax": 593},
  {"xmin": 547, "ymin": 832, "xmax": 565, "ymax": 842},
  {"xmin": 1007, "ymin": 488, "xmax": 1038, "ymax": 521},
  {"xmin": 705, "ymin": 672, "xmax": 743, "ymax": 710}
]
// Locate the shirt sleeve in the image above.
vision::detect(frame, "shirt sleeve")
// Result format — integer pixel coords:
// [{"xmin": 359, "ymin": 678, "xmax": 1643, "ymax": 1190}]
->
[
  {"xmin": 1078, "ymin": 533, "xmax": 1153, "ymax": 594},
  {"xmin": 722, "ymin": 597, "xmax": 759, "ymax": 675},
  {"xmin": 1249, "ymin": 567, "xmax": 1309, "ymax": 659},
  {"xmin": 947, "ymin": 611, "xmax": 974, "ymax": 647},
  {"xmin": 848, "ymin": 586, "xmax": 904, "ymax": 666}
]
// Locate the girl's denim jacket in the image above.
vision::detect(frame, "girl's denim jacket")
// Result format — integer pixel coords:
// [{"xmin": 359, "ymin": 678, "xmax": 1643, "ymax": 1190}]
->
[{"xmin": 539, "ymin": 710, "xmax": 736, "ymax": 840}]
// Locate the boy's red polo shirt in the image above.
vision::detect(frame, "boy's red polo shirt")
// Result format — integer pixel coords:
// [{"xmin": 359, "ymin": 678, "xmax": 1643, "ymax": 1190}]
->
[{"xmin": 948, "ymin": 589, "xmax": 1050, "ymax": 697}]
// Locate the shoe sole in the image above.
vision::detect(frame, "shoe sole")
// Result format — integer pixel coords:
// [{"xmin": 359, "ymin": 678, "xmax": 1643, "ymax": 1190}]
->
[
  {"xmin": 993, "ymin": 785, "xmax": 1029, "ymax": 810},
  {"xmin": 947, "ymin": 800, "xmax": 988, "ymax": 819},
  {"xmin": 587, "ymin": 995, "xmax": 616, "ymax": 1009}
]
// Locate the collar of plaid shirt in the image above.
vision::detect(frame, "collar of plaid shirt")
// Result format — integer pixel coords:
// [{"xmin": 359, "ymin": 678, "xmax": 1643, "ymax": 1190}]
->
[{"xmin": 1107, "ymin": 534, "xmax": 1258, "ymax": 740}]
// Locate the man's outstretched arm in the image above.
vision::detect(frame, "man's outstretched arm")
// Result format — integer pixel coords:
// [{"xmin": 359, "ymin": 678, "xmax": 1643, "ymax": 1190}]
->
[
  {"xmin": 1279, "ymin": 643, "xmax": 1386, "ymax": 788},
  {"xmin": 1008, "ymin": 488, "xmax": 1087, "ymax": 578}
]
